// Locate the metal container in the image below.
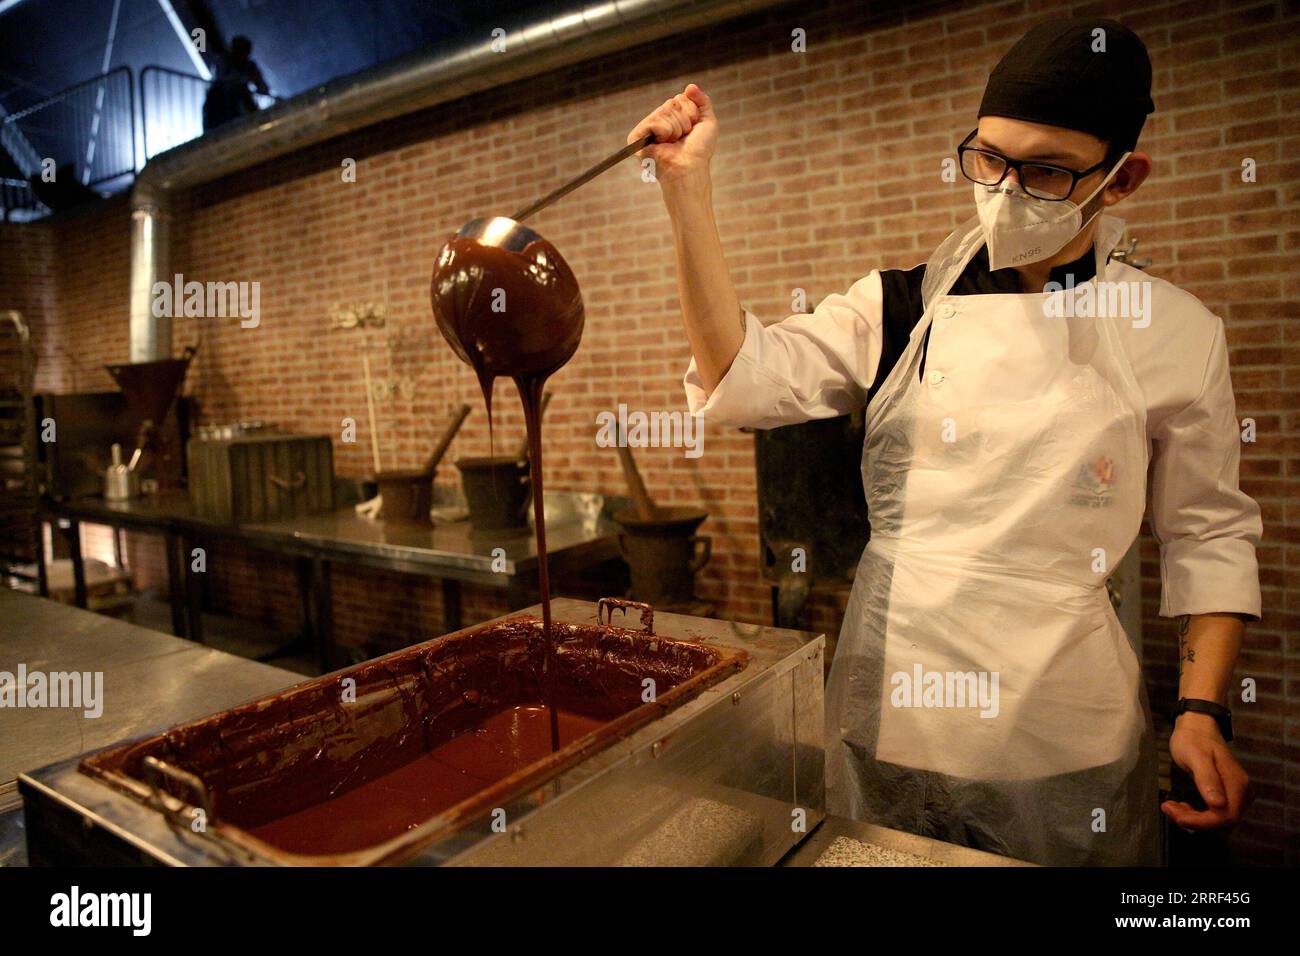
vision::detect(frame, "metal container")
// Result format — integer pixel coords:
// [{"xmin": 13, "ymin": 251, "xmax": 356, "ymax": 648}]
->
[
  {"xmin": 21, "ymin": 598, "xmax": 825, "ymax": 866},
  {"xmin": 187, "ymin": 432, "xmax": 334, "ymax": 524},
  {"xmin": 102, "ymin": 465, "xmax": 140, "ymax": 501},
  {"xmin": 194, "ymin": 421, "xmax": 273, "ymax": 441},
  {"xmin": 102, "ymin": 443, "xmax": 140, "ymax": 501}
]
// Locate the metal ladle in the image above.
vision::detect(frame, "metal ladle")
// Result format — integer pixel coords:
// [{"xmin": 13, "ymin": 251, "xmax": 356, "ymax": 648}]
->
[{"xmin": 452, "ymin": 132, "xmax": 655, "ymax": 248}]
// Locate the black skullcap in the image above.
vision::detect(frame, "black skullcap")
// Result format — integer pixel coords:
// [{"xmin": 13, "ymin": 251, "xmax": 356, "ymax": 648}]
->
[{"xmin": 978, "ymin": 18, "xmax": 1154, "ymax": 151}]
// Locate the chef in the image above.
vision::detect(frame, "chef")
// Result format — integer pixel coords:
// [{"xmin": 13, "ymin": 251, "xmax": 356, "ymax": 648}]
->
[{"xmin": 629, "ymin": 18, "xmax": 1262, "ymax": 865}]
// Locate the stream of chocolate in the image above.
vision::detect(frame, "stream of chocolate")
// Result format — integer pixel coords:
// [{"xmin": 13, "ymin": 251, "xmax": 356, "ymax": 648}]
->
[{"xmin": 431, "ymin": 231, "xmax": 584, "ymax": 751}]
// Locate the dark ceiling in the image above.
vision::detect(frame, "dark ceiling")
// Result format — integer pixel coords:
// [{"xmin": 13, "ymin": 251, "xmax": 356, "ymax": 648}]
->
[{"xmin": 0, "ymin": 0, "xmax": 547, "ymax": 115}]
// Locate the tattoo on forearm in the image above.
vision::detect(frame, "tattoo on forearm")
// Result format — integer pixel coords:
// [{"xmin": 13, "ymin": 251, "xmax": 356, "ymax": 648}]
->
[{"xmin": 1177, "ymin": 615, "xmax": 1195, "ymax": 674}]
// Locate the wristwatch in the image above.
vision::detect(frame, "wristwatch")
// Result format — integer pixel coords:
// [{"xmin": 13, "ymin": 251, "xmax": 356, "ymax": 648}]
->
[{"xmin": 1173, "ymin": 698, "xmax": 1233, "ymax": 742}]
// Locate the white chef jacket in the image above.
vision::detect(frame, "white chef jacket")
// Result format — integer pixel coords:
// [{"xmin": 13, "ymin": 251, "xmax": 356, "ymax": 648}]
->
[{"xmin": 683, "ymin": 253, "xmax": 1263, "ymax": 621}]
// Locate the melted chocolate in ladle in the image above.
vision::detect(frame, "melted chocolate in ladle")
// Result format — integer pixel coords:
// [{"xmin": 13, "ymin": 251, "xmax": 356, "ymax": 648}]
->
[{"xmin": 431, "ymin": 217, "xmax": 583, "ymax": 751}]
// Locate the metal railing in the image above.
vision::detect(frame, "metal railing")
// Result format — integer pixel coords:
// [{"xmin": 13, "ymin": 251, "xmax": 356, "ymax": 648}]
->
[
  {"xmin": 141, "ymin": 65, "xmax": 279, "ymax": 160},
  {"xmin": 0, "ymin": 63, "xmax": 287, "ymax": 216},
  {"xmin": 0, "ymin": 178, "xmax": 43, "ymax": 222},
  {"xmin": 1, "ymin": 66, "xmax": 135, "ymax": 189},
  {"xmin": 140, "ymin": 65, "xmax": 207, "ymax": 160}
]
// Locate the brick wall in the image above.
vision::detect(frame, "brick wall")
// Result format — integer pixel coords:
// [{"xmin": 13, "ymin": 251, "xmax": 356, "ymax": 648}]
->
[
  {"xmin": 0, "ymin": 197, "xmax": 133, "ymax": 394},
  {"xmin": 0, "ymin": 216, "xmax": 55, "ymax": 377},
  {"xmin": 3, "ymin": 0, "xmax": 1295, "ymax": 863}
]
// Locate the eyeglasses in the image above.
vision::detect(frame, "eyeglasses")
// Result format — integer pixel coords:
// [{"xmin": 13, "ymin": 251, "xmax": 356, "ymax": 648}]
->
[{"xmin": 957, "ymin": 130, "xmax": 1110, "ymax": 201}]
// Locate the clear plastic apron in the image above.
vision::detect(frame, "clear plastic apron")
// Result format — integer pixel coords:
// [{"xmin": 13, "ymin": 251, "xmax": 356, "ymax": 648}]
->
[{"xmin": 824, "ymin": 215, "xmax": 1160, "ymax": 866}]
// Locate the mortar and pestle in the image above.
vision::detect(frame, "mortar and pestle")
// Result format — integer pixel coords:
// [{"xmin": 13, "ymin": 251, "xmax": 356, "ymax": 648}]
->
[
  {"xmin": 611, "ymin": 417, "xmax": 711, "ymax": 607},
  {"xmin": 456, "ymin": 392, "xmax": 552, "ymax": 534},
  {"xmin": 373, "ymin": 404, "xmax": 471, "ymax": 524}
]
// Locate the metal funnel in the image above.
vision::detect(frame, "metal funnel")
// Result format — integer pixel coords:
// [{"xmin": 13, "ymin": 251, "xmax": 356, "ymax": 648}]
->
[{"xmin": 106, "ymin": 346, "xmax": 196, "ymax": 428}]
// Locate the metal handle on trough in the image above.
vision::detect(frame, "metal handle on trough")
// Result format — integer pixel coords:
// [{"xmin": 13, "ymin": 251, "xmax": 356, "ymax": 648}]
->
[
  {"xmin": 597, "ymin": 597, "xmax": 654, "ymax": 634},
  {"xmin": 269, "ymin": 471, "xmax": 307, "ymax": 493},
  {"xmin": 142, "ymin": 755, "xmax": 213, "ymax": 818},
  {"xmin": 139, "ymin": 757, "xmax": 268, "ymax": 865}
]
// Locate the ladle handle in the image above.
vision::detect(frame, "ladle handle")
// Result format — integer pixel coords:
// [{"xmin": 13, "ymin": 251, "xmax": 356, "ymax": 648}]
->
[{"xmin": 511, "ymin": 133, "xmax": 655, "ymax": 223}]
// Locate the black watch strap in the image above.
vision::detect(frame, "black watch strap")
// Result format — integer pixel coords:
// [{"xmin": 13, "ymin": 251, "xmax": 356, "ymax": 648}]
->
[{"xmin": 1174, "ymin": 698, "xmax": 1233, "ymax": 742}]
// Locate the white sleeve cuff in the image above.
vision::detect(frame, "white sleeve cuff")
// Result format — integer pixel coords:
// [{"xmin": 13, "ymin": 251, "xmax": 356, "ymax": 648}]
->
[
  {"xmin": 682, "ymin": 310, "xmax": 784, "ymax": 427},
  {"xmin": 1159, "ymin": 534, "xmax": 1263, "ymax": 621}
]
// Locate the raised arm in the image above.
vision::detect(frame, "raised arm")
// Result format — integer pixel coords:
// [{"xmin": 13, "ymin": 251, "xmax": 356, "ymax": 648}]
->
[
  {"xmin": 631, "ymin": 85, "xmax": 882, "ymax": 429},
  {"xmin": 628, "ymin": 84, "xmax": 741, "ymax": 392}
]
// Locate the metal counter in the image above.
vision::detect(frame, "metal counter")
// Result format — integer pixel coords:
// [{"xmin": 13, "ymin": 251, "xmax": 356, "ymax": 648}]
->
[
  {"xmin": 40, "ymin": 491, "xmax": 627, "ymax": 669},
  {"xmin": 245, "ymin": 490, "xmax": 621, "ymax": 582},
  {"xmin": 21, "ymin": 598, "xmax": 827, "ymax": 866},
  {"xmin": 0, "ymin": 589, "xmax": 298, "ymax": 864}
]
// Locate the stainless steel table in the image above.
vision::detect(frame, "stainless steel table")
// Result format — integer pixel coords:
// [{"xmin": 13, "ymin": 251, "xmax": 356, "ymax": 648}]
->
[
  {"xmin": 19, "ymin": 598, "xmax": 826, "ymax": 867},
  {"xmin": 0, "ymin": 589, "xmax": 298, "ymax": 865},
  {"xmin": 249, "ymin": 491, "xmax": 619, "ymax": 582},
  {"xmin": 40, "ymin": 491, "xmax": 627, "ymax": 671}
]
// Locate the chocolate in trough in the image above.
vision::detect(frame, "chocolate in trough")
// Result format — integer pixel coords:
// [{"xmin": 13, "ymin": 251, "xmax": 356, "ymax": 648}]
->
[{"xmin": 80, "ymin": 610, "xmax": 747, "ymax": 865}]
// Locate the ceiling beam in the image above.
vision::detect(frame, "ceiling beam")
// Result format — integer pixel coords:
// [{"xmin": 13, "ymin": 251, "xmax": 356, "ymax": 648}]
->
[{"xmin": 154, "ymin": 0, "xmax": 212, "ymax": 79}]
